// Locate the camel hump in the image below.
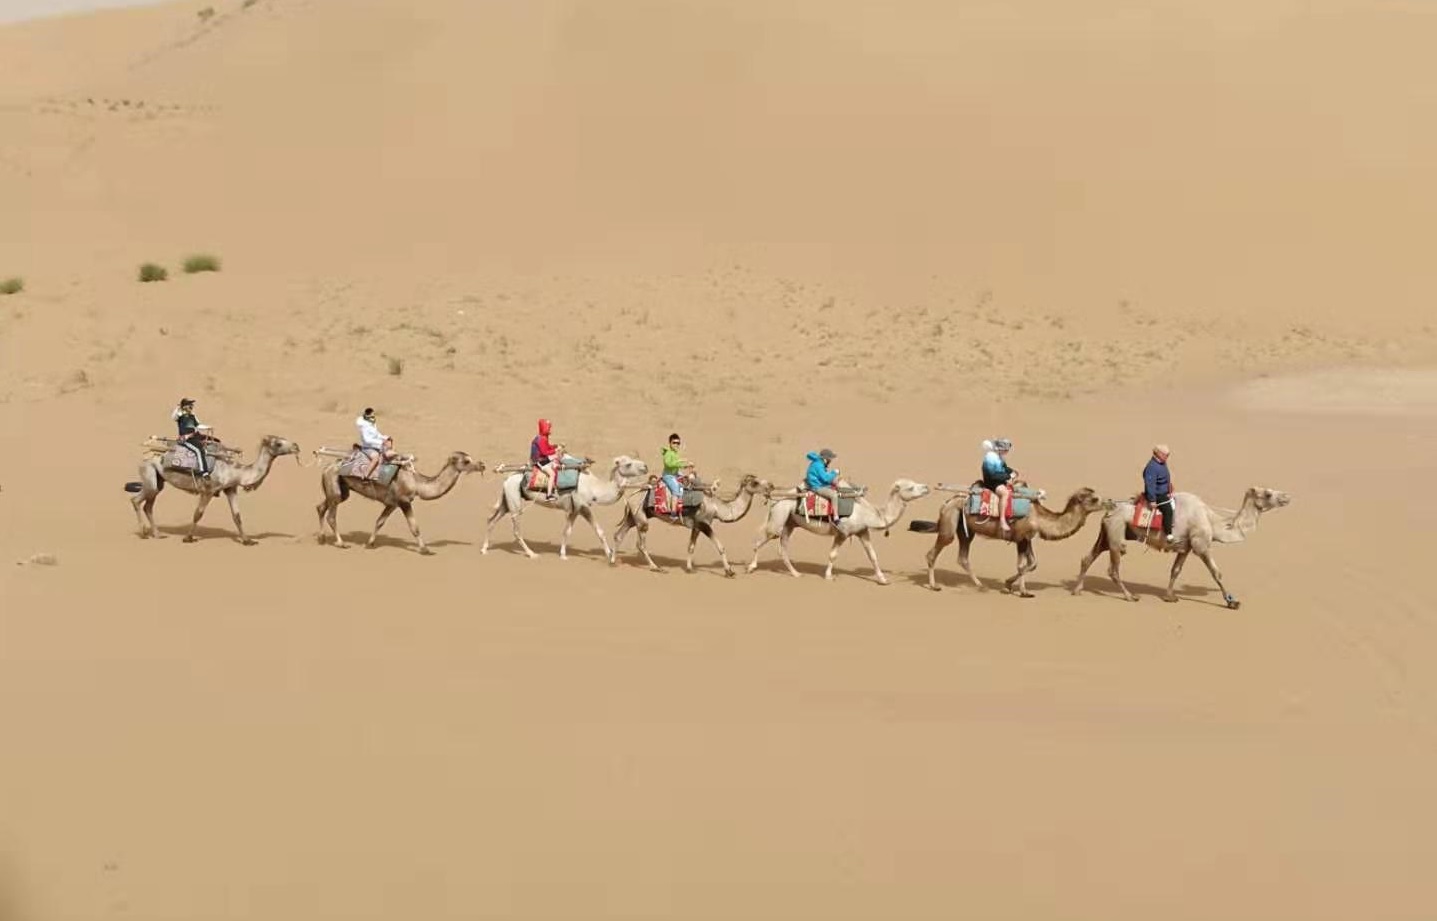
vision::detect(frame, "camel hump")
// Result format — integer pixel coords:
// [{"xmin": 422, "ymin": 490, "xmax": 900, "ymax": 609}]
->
[
  {"xmin": 645, "ymin": 478, "xmax": 706, "ymax": 517},
  {"xmin": 796, "ymin": 492, "xmax": 855, "ymax": 521},
  {"xmin": 966, "ymin": 484, "xmax": 1036, "ymax": 520},
  {"xmin": 336, "ymin": 448, "xmax": 402, "ymax": 486}
]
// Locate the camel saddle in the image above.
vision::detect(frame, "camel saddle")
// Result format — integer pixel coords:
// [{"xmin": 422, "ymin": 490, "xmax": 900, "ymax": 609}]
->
[
  {"xmin": 966, "ymin": 483, "xmax": 1039, "ymax": 520},
  {"xmin": 162, "ymin": 441, "xmax": 229, "ymax": 472},
  {"xmin": 1131, "ymin": 496, "xmax": 1166, "ymax": 532},
  {"xmin": 797, "ymin": 488, "xmax": 861, "ymax": 521},
  {"xmin": 646, "ymin": 479, "xmax": 708, "ymax": 518},
  {"xmin": 524, "ymin": 465, "xmax": 581, "ymax": 496},
  {"xmin": 337, "ymin": 448, "xmax": 402, "ymax": 487}
]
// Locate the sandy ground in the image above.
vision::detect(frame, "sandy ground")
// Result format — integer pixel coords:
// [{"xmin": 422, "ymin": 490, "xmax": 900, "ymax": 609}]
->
[{"xmin": 3, "ymin": 1, "xmax": 1437, "ymax": 919}]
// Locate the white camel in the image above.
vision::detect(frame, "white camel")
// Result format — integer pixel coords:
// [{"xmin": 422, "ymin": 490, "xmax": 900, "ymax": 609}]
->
[
  {"xmin": 1073, "ymin": 486, "xmax": 1291, "ymax": 609},
  {"xmin": 746, "ymin": 479, "xmax": 930, "ymax": 585},
  {"xmin": 480, "ymin": 456, "xmax": 649, "ymax": 560}
]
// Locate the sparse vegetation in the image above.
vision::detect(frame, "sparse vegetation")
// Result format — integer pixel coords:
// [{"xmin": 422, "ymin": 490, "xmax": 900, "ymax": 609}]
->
[
  {"xmin": 242, "ymin": 0, "xmax": 259, "ymax": 7},
  {"xmin": 197, "ymin": 6, "xmax": 215, "ymax": 21},
  {"xmin": 182, "ymin": 253, "xmax": 222, "ymax": 274},
  {"xmin": 138, "ymin": 263, "xmax": 168, "ymax": 283},
  {"xmin": 0, "ymin": 277, "xmax": 23, "ymax": 296},
  {"xmin": 387, "ymin": 356, "xmax": 405, "ymax": 376}
]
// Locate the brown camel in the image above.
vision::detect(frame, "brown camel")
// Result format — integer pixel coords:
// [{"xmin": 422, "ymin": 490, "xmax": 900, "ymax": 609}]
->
[
  {"xmin": 1073, "ymin": 486, "xmax": 1291, "ymax": 608},
  {"xmin": 316, "ymin": 451, "xmax": 484, "ymax": 554},
  {"xmin": 909, "ymin": 487, "xmax": 1107, "ymax": 597},
  {"xmin": 610, "ymin": 474, "xmax": 770, "ymax": 576},
  {"xmin": 125, "ymin": 435, "xmax": 301, "ymax": 544}
]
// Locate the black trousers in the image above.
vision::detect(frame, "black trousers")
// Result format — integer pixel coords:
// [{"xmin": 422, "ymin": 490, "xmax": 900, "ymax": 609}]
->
[
  {"xmin": 1154, "ymin": 495, "xmax": 1174, "ymax": 536},
  {"xmin": 181, "ymin": 438, "xmax": 209, "ymax": 474}
]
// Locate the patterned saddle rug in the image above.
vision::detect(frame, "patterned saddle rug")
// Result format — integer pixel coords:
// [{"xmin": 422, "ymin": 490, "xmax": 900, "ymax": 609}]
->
[
  {"xmin": 525, "ymin": 465, "xmax": 581, "ymax": 496},
  {"xmin": 1132, "ymin": 496, "xmax": 1166, "ymax": 531},
  {"xmin": 336, "ymin": 448, "xmax": 402, "ymax": 487},
  {"xmin": 162, "ymin": 442, "xmax": 229, "ymax": 472},
  {"xmin": 646, "ymin": 480, "xmax": 708, "ymax": 518},
  {"xmin": 797, "ymin": 491, "xmax": 859, "ymax": 521},
  {"xmin": 966, "ymin": 483, "xmax": 1039, "ymax": 520}
]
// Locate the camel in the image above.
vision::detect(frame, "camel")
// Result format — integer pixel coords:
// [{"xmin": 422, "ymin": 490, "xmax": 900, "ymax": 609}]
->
[
  {"xmin": 746, "ymin": 479, "xmax": 930, "ymax": 585},
  {"xmin": 909, "ymin": 486, "xmax": 1107, "ymax": 597},
  {"xmin": 1072, "ymin": 487, "xmax": 1291, "ymax": 609},
  {"xmin": 125, "ymin": 435, "xmax": 301, "ymax": 544},
  {"xmin": 480, "ymin": 456, "xmax": 649, "ymax": 560},
  {"xmin": 610, "ymin": 474, "xmax": 770, "ymax": 576},
  {"xmin": 315, "ymin": 451, "xmax": 484, "ymax": 554}
]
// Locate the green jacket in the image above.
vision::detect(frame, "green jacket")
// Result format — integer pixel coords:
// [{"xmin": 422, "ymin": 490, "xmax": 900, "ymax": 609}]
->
[{"xmin": 661, "ymin": 446, "xmax": 688, "ymax": 476}]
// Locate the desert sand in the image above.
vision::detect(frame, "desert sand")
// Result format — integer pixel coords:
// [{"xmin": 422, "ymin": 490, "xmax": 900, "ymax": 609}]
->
[{"xmin": 3, "ymin": 1, "xmax": 1437, "ymax": 919}]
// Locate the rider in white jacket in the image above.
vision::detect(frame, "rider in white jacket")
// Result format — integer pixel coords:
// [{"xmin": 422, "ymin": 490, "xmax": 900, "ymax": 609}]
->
[{"xmin": 356, "ymin": 408, "xmax": 394, "ymax": 480}]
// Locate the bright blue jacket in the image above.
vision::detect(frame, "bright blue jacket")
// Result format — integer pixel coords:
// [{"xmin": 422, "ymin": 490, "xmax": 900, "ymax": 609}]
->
[
  {"xmin": 805, "ymin": 452, "xmax": 839, "ymax": 490},
  {"xmin": 1142, "ymin": 457, "xmax": 1171, "ymax": 502}
]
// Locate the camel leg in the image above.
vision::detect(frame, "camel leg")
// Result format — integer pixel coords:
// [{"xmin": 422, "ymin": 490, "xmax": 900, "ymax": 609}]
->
[
  {"xmin": 1197, "ymin": 550, "xmax": 1240, "ymax": 609},
  {"xmin": 746, "ymin": 523, "xmax": 781, "ymax": 574},
  {"xmin": 698, "ymin": 522, "xmax": 734, "ymax": 577},
  {"xmin": 610, "ymin": 511, "xmax": 633, "ymax": 564},
  {"xmin": 397, "ymin": 501, "xmax": 433, "ymax": 555},
  {"xmin": 557, "ymin": 509, "xmax": 579, "ymax": 560},
  {"xmin": 367, "ymin": 505, "xmax": 398, "ymax": 549},
  {"xmin": 510, "ymin": 508, "xmax": 538, "ymax": 559},
  {"xmin": 857, "ymin": 531, "xmax": 888, "ymax": 585},
  {"xmin": 223, "ymin": 489, "xmax": 257, "ymax": 546},
  {"xmin": 923, "ymin": 530, "xmax": 953, "ymax": 592},
  {"xmin": 685, "ymin": 525, "xmax": 701, "ymax": 573},
  {"xmin": 480, "ymin": 498, "xmax": 506, "ymax": 554},
  {"xmin": 778, "ymin": 524, "xmax": 802, "ymax": 578},
  {"xmin": 1073, "ymin": 531, "xmax": 1106, "ymax": 595},
  {"xmin": 635, "ymin": 519, "xmax": 662, "ymax": 572},
  {"xmin": 184, "ymin": 492, "xmax": 216, "ymax": 543},
  {"xmin": 823, "ymin": 532, "xmax": 849, "ymax": 581},
  {"xmin": 1164, "ymin": 550, "xmax": 1189, "ymax": 603},
  {"xmin": 578, "ymin": 505, "xmax": 611, "ymax": 560},
  {"xmin": 1004, "ymin": 539, "xmax": 1035, "ymax": 598},
  {"xmin": 133, "ymin": 491, "xmax": 162, "ymax": 539},
  {"xmin": 956, "ymin": 536, "xmax": 982, "ymax": 590}
]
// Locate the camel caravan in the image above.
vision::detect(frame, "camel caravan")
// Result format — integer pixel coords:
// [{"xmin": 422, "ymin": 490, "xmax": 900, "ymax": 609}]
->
[{"xmin": 123, "ymin": 405, "xmax": 1291, "ymax": 608}]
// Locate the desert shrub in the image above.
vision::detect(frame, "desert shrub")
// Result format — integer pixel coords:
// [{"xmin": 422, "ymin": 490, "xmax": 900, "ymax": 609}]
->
[
  {"xmin": 138, "ymin": 263, "xmax": 168, "ymax": 283},
  {"xmin": 182, "ymin": 253, "xmax": 221, "ymax": 274},
  {"xmin": 387, "ymin": 356, "xmax": 405, "ymax": 376},
  {"xmin": 198, "ymin": 7, "xmax": 215, "ymax": 21},
  {"xmin": 0, "ymin": 277, "xmax": 23, "ymax": 295}
]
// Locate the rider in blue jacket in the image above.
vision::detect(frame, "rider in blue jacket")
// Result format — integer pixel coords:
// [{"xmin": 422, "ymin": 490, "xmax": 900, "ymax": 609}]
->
[
  {"xmin": 1142, "ymin": 444, "xmax": 1175, "ymax": 543},
  {"xmin": 805, "ymin": 448, "xmax": 841, "ymax": 510}
]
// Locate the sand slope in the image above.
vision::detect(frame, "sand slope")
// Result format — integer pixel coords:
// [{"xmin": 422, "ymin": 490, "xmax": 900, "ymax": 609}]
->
[{"xmin": 2, "ymin": 1, "xmax": 1437, "ymax": 919}]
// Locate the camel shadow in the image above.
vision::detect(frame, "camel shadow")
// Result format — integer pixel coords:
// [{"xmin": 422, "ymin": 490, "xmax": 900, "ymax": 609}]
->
[
  {"xmin": 155, "ymin": 525, "xmax": 292, "ymax": 542},
  {"xmin": 1068, "ymin": 578, "xmax": 1227, "ymax": 607},
  {"xmin": 334, "ymin": 533, "xmax": 472, "ymax": 551},
  {"xmin": 489, "ymin": 539, "xmax": 612, "ymax": 561},
  {"xmin": 903, "ymin": 569, "xmax": 1067, "ymax": 595},
  {"xmin": 610, "ymin": 549, "xmax": 740, "ymax": 576}
]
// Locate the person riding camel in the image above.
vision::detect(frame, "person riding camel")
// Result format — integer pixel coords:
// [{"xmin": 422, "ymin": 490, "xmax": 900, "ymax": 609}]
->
[
  {"xmin": 356, "ymin": 407, "xmax": 395, "ymax": 481},
  {"xmin": 660, "ymin": 432, "xmax": 692, "ymax": 518},
  {"xmin": 1142, "ymin": 443, "xmax": 1177, "ymax": 544},
  {"xmin": 530, "ymin": 419, "xmax": 562, "ymax": 500},
  {"xmin": 174, "ymin": 397, "xmax": 213, "ymax": 478},
  {"xmin": 805, "ymin": 448, "xmax": 842, "ymax": 512},
  {"xmin": 981, "ymin": 438, "xmax": 1018, "ymax": 534}
]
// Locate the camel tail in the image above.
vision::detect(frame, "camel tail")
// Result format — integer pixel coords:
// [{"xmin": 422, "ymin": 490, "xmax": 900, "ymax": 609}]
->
[
  {"xmin": 908, "ymin": 520, "xmax": 939, "ymax": 533},
  {"xmin": 123, "ymin": 481, "xmax": 143, "ymax": 493}
]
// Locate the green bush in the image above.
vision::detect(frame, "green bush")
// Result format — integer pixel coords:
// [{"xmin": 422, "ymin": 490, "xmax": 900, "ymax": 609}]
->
[
  {"xmin": 182, "ymin": 254, "xmax": 222, "ymax": 274},
  {"xmin": 0, "ymin": 277, "xmax": 23, "ymax": 295},
  {"xmin": 138, "ymin": 263, "xmax": 168, "ymax": 283},
  {"xmin": 386, "ymin": 356, "xmax": 405, "ymax": 376}
]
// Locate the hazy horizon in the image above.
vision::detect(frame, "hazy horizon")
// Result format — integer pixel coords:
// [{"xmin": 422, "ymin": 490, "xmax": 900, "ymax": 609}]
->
[{"xmin": 0, "ymin": 0, "xmax": 169, "ymax": 25}]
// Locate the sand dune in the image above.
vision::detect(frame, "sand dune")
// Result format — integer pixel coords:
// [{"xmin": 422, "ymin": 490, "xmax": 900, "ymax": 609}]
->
[{"xmin": 3, "ymin": 1, "xmax": 1437, "ymax": 919}]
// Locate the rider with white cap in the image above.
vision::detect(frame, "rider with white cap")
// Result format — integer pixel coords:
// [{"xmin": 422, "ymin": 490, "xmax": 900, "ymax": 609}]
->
[{"xmin": 981, "ymin": 438, "xmax": 1018, "ymax": 534}]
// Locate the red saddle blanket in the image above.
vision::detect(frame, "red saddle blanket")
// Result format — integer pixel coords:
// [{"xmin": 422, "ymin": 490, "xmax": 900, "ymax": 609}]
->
[
  {"xmin": 1133, "ymin": 497, "xmax": 1165, "ymax": 531},
  {"xmin": 971, "ymin": 488, "xmax": 1015, "ymax": 520},
  {"xmin": 651, "ymin": 481, "xmax": 684, "ymax": 517},
  {"xmin": 799, "ymin": 492, "xmax": 856, "ymax": 520}
]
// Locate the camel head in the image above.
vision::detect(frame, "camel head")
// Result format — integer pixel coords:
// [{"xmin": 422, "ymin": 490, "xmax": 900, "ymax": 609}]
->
[
  {"xmin": 891, "ymin": 479, "xmax": 931, "ymax": 502},
  {"xmin": 612, "ymin": 456, "xmax": 650, "ymax": 481},
  {"xmin": 738, "ymin": 474, "xmax": 768, "ymax": 494},
  {"xmin": 1248, "ymin": 486, "xmax": 1291, "ymax": 511},
  {"xmin": 449, "ymin": 452, "xmax": 484, "ymax": 475},
  {"xmin": 1068, "ymin": 486, "xmax": 1106, "ymax": 513},
  {"xmin": 262, "ymin": 436, "xmax": 301, "ymax": 458}
]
